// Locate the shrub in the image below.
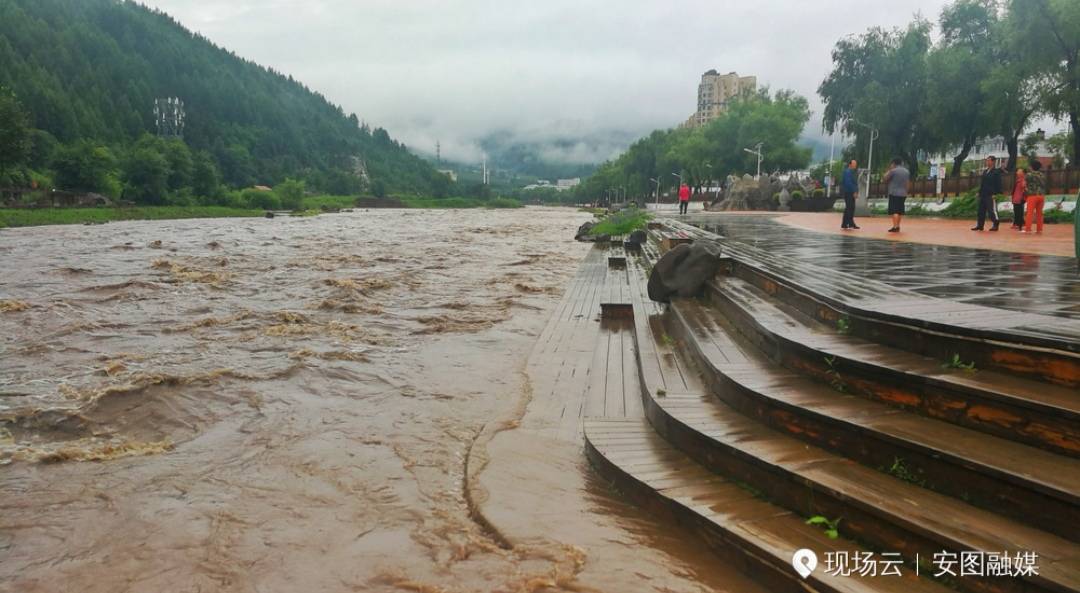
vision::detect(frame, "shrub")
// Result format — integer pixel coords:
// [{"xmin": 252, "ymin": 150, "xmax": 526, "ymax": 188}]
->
[
  {"xmin": 242, "ymin": 188, "xmax": 281, "ymax": 210},
  {"xmin": 485, "ymin": 197, "xmax": 523, "ymax": 209},
  {"xmin": 275, "ymin": 178, "xmax": 305, "ymax": 210},
  {"xmin": 812, "ymin": 188, "xmax": 825, "ymax": 198},
  {"xmin": 591, "ymin": 208, "xmax": 651, "ymax": 236},
  {"xmin": 791, "ymin": 190, "xmax": 804, "ymax": 200}
]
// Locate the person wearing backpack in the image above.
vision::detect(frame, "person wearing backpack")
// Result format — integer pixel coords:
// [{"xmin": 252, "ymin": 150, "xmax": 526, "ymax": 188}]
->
[{"xmin": 1022, "ymin": 160, "xmax": 1046, "ymax": 233}]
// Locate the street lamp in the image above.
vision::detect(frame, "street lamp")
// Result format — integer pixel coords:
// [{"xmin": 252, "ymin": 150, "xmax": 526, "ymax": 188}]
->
[
  {"xmin": 743, "ymin": 143, "xmax": 764, "ymax": 179},
  {"xmin": 650, "ymin": 177, "xmax": 661, "ymax": 210},
  {"xmin": 850, "ymin": 119, "xmax": 879, "ymax": 215},
  {"xmin": 670, "ymin": 173, "xmax": 683, "ymax": 213}
]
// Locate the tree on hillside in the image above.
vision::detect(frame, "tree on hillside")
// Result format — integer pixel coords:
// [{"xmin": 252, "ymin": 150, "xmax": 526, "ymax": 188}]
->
[
  {"xmin": 1007, "ymin": 0, "xmax": 1080, "ymax": 162},
  {"xmin": 0, "ymin": 89, "xmax": 31, "ymax": 183},
  {"xmin": 123, "ymin": 136, "xmax": 170, "ymax": 204},
  {"xmin": 819, "ymin": 21, "xmax": 934, "ymax": 175},
  {"xmin": 52, "ymin": 141, "xmax": 118, "ymax": 196}
]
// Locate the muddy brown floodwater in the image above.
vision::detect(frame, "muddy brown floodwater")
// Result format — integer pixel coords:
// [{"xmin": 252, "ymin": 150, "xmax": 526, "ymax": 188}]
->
[{"xmin": 0, "ymin": 208, "xmax": 751, "ymax": 593}]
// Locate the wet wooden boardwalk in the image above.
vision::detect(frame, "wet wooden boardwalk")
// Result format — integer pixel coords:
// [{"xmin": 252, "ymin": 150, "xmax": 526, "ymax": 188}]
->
[
  {"xmin": 580, "ymin": 223, "xmax": 1080, "ymax": 593},
  {"xmin": 521, "ymin": 245, "xmax": 645, "ymax": 441},
  {"xmin": 676, "ymin": 213, "xmax": 1080, "ymax": 324}
]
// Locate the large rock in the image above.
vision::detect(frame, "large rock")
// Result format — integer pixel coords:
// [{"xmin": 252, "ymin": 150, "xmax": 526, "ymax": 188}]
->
[
  {"xmin": 647, "ymin": 241, "xmax": 724, "ymax": 302},
  {"xmin": 574, "ymin": 221, "xmax": 596, "ymax": 241}
]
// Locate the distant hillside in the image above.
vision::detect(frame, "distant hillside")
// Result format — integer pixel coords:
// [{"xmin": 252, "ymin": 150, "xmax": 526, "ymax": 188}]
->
[{"xmin": 0, "ymin": 0, "xmax": 447, "ymax": 196}]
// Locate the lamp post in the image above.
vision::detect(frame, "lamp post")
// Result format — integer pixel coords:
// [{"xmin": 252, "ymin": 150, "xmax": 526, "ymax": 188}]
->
[
  {"xmin": 650, "ymin": 177, "xmax": 660, "ymax": 210},
  {"xmin": 705, "ymin": 163, "xmax": 715, "ymax": 207},
  {"xmin": 851, "ymin": 120, "xmax": 879, "ymax": 215},
  {"xmin": 669, "ymin": 170, "xmax": 678, "ymax": 212},
  {"xmin": 743, "ymin": 143, "xmax": 764, "ymax": 179},
  {"xmin": 826, "ymin": 132, "xmax": 836, "ymax": 198}
]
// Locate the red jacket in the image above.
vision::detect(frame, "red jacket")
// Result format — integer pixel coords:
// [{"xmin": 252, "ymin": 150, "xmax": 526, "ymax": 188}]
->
[{"xmin": 678, "ymin": 184, "xmax": 690, "ymax": 201}]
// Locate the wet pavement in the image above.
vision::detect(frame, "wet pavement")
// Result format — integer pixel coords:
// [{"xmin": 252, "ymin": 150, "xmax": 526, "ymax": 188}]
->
[{"xmin": 682, "ymin": 214, "xmax": 1080, "ymax": 321}]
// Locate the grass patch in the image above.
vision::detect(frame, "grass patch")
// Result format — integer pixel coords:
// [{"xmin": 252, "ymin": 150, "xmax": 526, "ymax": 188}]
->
[
  {"xmin": 0, "ymin": 206, "xmax": 264, "ymax": 228},
  {"xmin": 591, "ymin": 208, "xmax": 651, "ymax": 236}
]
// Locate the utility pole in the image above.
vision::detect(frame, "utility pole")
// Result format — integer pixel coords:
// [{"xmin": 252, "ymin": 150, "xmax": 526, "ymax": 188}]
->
[
  {"xmin": 482, "ymin": 155, "xmax": 488, "ymax": 185},
  {"xmin": 154, "ymin": 97, "xmax": 185, "ymax": 138},
  {"xmin": 650, "ymin": 177, "xmax": 660, "ymax": 210},
  {"xmin": 436, "ymin": 141, "xmax": 441, "ymax": 165}
]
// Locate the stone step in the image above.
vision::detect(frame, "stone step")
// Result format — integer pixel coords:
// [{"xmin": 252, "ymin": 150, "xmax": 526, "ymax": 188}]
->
[
  {"xmin": 585, "ymin": 418, "xmax": 954, "ymax": 593},
  {"xmin": 707, "ymin": 274, "xmax": 1080, "ymax": 457},
  {"xmin": 666, "ymin": 296, "xmax": 1080, "ymax": 542}
]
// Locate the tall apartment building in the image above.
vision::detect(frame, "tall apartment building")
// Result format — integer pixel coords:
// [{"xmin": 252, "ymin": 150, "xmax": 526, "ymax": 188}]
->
[{"xmin": 683, "ymin": 70, "xmax": 757, "ymax": 128}]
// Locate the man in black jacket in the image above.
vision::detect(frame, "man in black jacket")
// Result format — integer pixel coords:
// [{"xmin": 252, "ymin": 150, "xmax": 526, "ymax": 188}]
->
[{"xmin": 972, "ymin": 156, "xmax": 1002, "ymax": 231}]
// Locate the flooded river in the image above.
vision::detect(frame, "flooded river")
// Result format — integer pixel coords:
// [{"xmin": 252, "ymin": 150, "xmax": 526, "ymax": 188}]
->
[{"xmin": 0, "ymin": 208, "xmax": 752, "ymax": 592}]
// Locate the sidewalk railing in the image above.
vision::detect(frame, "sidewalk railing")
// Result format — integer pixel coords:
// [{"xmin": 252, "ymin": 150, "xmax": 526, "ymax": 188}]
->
[{"xmin": 864, "ymin": 168, "xmax": 1080, "ymax": 198}]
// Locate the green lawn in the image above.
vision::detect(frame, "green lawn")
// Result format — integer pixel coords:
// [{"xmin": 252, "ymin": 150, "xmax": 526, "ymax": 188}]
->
[{"xmin": 0, "ymin": 206, "xmax": 264, "ymax": 228}]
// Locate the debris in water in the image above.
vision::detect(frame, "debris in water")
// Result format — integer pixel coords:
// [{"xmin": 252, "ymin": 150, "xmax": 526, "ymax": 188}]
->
[{"xmin": 0, "ymin": 300, "xmax": 30, "ymax": 313}]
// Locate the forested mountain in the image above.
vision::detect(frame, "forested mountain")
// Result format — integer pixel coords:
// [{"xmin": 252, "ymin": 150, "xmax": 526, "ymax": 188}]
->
[{"xmin": 0, "ymin": 0, "xmax": 451, "ymax": 199}]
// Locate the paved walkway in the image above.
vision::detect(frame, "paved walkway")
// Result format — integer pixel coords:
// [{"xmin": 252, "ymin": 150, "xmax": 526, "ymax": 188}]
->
[
  {"xmin": 774, "ymin": 211, "xmax": 1076, "ymax": 257},
  {"xmin": 679, "ymin": 213, "xmax": 1080, "ymax": 322}
]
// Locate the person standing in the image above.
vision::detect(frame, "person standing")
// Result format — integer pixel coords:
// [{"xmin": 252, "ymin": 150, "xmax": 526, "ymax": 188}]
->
[
  {"xmin": 678, "ymin": 183, "xmax": 690, "ymax": 215},
  {"xmin": 1023, "ymin": 160, "xmax": 1046, "ymax": 233},
  {"xmin": 1010, "ymin": 167, "xmax": 1026, "ymax": 230},
  {"xmin": 883, "ymin": 157, "xmax": 910, "ymax": 233},
  {"xmin": 972, "ymin": 156, "xmax": 1002, "ymax": 231},
  {"xmin": 840, "ymin": 160, "xmax": 860, "ymax": 229}
]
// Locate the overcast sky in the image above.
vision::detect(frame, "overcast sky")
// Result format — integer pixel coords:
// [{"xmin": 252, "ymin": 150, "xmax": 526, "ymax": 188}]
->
[{"xmin": 143, "ymin": 0, "xmax": 957, "ymax": 164}]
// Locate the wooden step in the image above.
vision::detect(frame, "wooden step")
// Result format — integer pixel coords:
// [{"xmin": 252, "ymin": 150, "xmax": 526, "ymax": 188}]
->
[
  {"xmin": 585, "ymin": 419, "xmax": 953, "ymax": 593},
  {"xmin": 707, "ymin": 275, "xmax": 1080, "ymax": 457},
  {"xmin": 666, "ymin": 296, "xmax": 1080, "ymax": 541},
  {"xmin": 622, "ymin": 256, "xmax": 1080, "ymax": 593},
  {"xmin": 643, "ymin": 383, "xmax": 1080, "ymax": 593}
]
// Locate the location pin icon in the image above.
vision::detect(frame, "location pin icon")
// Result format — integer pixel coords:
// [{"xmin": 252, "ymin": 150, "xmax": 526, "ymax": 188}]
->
[{"xmin": 792, "ymin": 548, "xmax": 818, "ymax": 579}]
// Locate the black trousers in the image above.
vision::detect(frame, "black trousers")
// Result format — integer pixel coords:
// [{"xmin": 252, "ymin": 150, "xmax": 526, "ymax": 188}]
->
[
  {"xmin": 841, "ymin": 191, "xmax": 856, "ymax": 227},
  {"xmin": 1012, "ymin": 201, "xmax": 1025, "ymax": 227},
  {"xmin": 975, "ymin": 193, "xmax": 999, "ymax": 228},
  {"xmin": 679, "ymin": 200, "xmax": 688, "ymax": 214}
]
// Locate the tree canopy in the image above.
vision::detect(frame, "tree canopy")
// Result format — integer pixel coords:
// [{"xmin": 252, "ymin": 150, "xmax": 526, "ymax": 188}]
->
[
  {"xmin": 574, "ymin": 89, "xmax": 812, "ymax": 202},
  {"xmin": 820, "ymin": 0, "xmax": 1080, "ymax": 175}
]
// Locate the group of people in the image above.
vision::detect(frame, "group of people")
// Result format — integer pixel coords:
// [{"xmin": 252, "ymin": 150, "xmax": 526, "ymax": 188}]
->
[{"xmin": 838, "ymin": 156, "xmax": 1049, "ymax": 234}]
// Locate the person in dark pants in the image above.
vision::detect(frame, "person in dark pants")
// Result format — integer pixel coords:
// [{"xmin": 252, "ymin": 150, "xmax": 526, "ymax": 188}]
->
[
  {"xmin": 973, "ymin": 156, "xmax": 1002, "ymax": 231},
  {"xmin": 883, "ymin": 157, "xmax": 910, "ymax": 233},
  {"xmin": 678, "ymin": 183, "xmax": 690, "ymax": 215},
  {"xmin": 840, "ymin": 159, "xmax": 860, "ymax": 229},
  {"xmin": 1010, "ymin": 167, "xmax": 1026, "ymax": 230}
]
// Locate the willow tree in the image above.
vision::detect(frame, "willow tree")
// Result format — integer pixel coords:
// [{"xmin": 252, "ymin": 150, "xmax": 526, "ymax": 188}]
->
[
  {"xmin": 819, "ymin": 21, "xmax": 934, "ymax": 175},
  {"xmin": 1007, "ymin": 0, "xmax": 1080, "ymax": 162}
]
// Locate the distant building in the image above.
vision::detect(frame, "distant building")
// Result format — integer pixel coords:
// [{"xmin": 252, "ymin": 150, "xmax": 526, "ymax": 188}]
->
[
  {"xmin": 928, "ymin": 130, "xmax": 1065, "ymax": 170},
  {"xmin": 437, "ymin": 169, "xmax": 457, "ymax": 182},
  {"xmin": 683, "ymin": 70, "xmax": 756, "ymax": 128},
  {"xmin": 556, "ymin": 178, "xmax": 580, "ymax": 190}
]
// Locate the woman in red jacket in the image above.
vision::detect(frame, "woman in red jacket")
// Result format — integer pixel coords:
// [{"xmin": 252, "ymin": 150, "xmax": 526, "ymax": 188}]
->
[{"xmin": 678, "ymin": 183, "xmax": 690, "ymax": 215}]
